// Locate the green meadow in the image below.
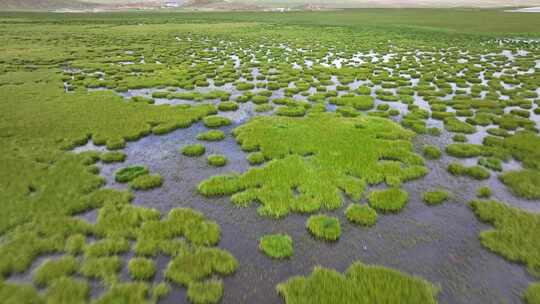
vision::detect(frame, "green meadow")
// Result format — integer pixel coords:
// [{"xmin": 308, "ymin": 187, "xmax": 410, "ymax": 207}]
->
[{"xmin": 0, "ymin": 7, "xmax": 539, "ymax": 304}]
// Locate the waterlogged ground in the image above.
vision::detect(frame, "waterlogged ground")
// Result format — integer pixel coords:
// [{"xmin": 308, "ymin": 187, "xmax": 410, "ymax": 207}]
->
[
  {"xmin": 1, "ymin": 10, "xmax": 540, "ymax": 304},
  {"xmin": 73, "ymin": 123, "xmax": 533, "ymax": 304}
]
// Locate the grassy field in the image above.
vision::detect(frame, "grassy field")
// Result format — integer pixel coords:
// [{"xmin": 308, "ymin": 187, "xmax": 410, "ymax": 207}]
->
[{"xmin": 0, "ymin": 7, "xmax": 539, "ymax": 304}]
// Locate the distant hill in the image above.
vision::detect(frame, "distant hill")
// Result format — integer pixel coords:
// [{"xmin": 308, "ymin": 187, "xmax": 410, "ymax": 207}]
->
[{"xmin": 1, "ymin": 0, "xmax": 540, "ymax": 11}]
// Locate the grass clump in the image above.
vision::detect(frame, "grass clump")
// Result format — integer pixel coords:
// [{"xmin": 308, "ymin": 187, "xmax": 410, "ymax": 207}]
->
[
  {"xmin": 524, "ymin": 283, "xmax": 540, "ymax": 304},
  {"xmin": 477, "ymin": 186, "xmax": 492, "ymax": 198},
  {"xmin": 45, "ymin": 277, "xmax": 89, "ymax": 304},
  {"xmin": 182, "ymin": 144, "xmax": 206, "ymax": 157},
  {"xmin": 128, "ymin": 257, "xmax": 156, "ymax": 281},
  {"xmin": 151, "ymin": 282, "xmax": 170, "ymax": 302},
  {"xmin": 478, "ymin": 157, "xmax": 502, "ymax": 171},
  {"xmin": 217, "ymin": 101, "xmax": 239, "ymax": 112},
  {"xmin": 445, "ymin": 143, "xmax": 483, "ymax": 158},
  {"xmin": 247, "ymin": 152, "xmax": 265, "ymax": 165},
  {"xmin": 306, "ymin": 215, "xmax": 341, "ymax": 241},
  {"xmin": 423, "ymin": 145, "xmax": 441, "ymax": 159},
  {"xmin": 368, "ymin": 188, "xmax": 409, "ymax": 213},
  {"xmin": 100, "ymin": 151, "xmax": 126, "ymax": 163},
  {"xmin": 33, "ymin": 256, "xmax": 78, "ymax": 286},
  {"xmin": 93, "ymin": 282, "xmax": 149, "ymax": 304},
  {"xmin": 164, "ymin": 247, "xmax": 238, "ymax": 286},
  {"xmin": 65, "ymin": 234, "xmax": 86, "ymax": 255},
  {"xmin": 203, "ymin": 115, "xmax": 231, "ymax": 128},
  {"xmin": 196, "ymin": 130, "xmax": 225, "ymax": 141},
  {"xmin": 453, "ymin": 134, "xmax": 468, "ymax": 142},
  {"xmin": 115, "ymin": 165, "xmax": 148, "ymax": 183},
  {"xmin": 276, "ymin": 106, "xmax": 306, "ymax": 117},
  {"xmin": 199, "ymin": 114, "xmax": 425, "ymax": 219},
  {"xmin": 80, "ymin": 256, "xmax": 122, "ymax": 284},
  {"xmin": 277, "ymin": 262, "xmax": 439, "ymax": 304},
  {"xmin": 259, "ymin": 234, "xmax": 294, "ymax": 259},
  {"xmin": 207, "ymin": 155, "xmax": 228, "ymax": 167},
  {"xmin": 187, "ymin": 280, "xmax": 223, "ymax": 304},
  {"xmin": 345, "ymin": 204, "xmax": 377, "ymax": 226},
  {"xmin": 499, "ymin": 170, "xmax": 540, "ymax": 199},
  {"xmin": 444, "ymin": 117, "xmax": 476, "ymax": 134},
  {"xmin": 470, "ymin": 200, "xmax": 540, "ymax": 276},
  {"xmin": 130, "ymin": 173, "xmax": 163, "ymax": 190},
  {"xmin": 422, "ymin": 189, "xmax": 449, "ymax": 206},
  {"xmin": 447, "ymin": 163, "xmax": 490, "ymax": 180}
]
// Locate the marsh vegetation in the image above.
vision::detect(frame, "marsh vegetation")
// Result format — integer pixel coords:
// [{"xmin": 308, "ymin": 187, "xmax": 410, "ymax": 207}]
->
[{"xmin": 0, "ymin": 8, "xmax": 539, "ymax": 304}]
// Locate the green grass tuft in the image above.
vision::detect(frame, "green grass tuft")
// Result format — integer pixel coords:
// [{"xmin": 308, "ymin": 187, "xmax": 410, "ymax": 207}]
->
[
  {"xmin": 129, "ymin": 173, "xmax": 163, "ymax": 190},
  {"xmin": 100, "ymin": 151, "xmax": 126, "ymax": 163},
  {"xmin": 203, "ymin": 116, "xmax": 231, "ymax": 128},
  {"xmin": 33, "ymin": 256, "xmax": 78, "ymax": 287},
  {"xmin": 470, "ymin": 200, "xmax": 540, "ymax": 276},
  {"xmin": 207, "ymin": 154, "xmax": 228, "ymax": 167},
  {"xmin": 218, "ymin": 101, "xmax": 239, "ymax": 112},
  {"xmin": 182, "ymin": 144, "xmax": 206, "ymax": 157},
  {"xmin": 499, "ymin": 170, "xmax": 540, "ymax": 199},
  {"xmin": 115, "ymin": 165, "xmax": 148, "ymax": 183},
  {"xmin": 93, "ymin": 282, "xmax": 149, "ymax": 304},
  {"xmin": 277, "ymin": 261, "xmax": 439, "ymax": 304},
  {"xmin": 196, "ymin": 130, "xmax": 225, "ymax": 141},
  {"xmin": 45, "ymin": 277, "xmax": 89, "ymax": 304},
  {"xmin": 368, "ymin": 188, "xmax": 409, "ymax": 213},
  {"xmin": 422, "ymin": 189, "xmax": 449, "ymax": 206},
  {"xmin": 448, "ymin": 163, "xmax": 490, "ymax": 180},
  {"xmin": 524, "ymin": 283, "xmax": 540, "ymax": 304},
  {"xmin": 128, "ymin": 257, "xmax": 156, "ymax": 281},
  {"xmin": 187, "ymin": 280, "xmax": 224, "ymax": 304},
  {"xmin": 345, "ymin": 204, "xmax": 377, "ymax": 226},
  {"xmin": 423, "ymin": 145, "xmax": 441, "ymax": 159},
  {"xmin": 477, "ymin": 186, "xmax": 492, "ymax": 198},
  {"xmin": 247, "ymin": 152, "xmax": 265, "ymax": 165},
  {"xmin": 259, "ymin": 234, "xmax": 294, "ymax": 259},
  {"xmin": 306, "ymin": 215, "xmax": 341, "ymax": 241}
]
